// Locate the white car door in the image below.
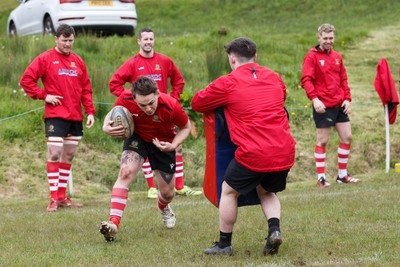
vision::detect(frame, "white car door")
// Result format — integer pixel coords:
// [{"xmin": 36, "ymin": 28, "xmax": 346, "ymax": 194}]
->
[{"xmin": 16, "ymin": 0, "xmax": 46, "ymax": 35}]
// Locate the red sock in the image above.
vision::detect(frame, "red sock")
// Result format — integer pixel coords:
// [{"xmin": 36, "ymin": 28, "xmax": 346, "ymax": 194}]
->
[
  {"xmin": 142, "ymin": 159, "xmax": 156, "ymax": 188},
  {"xmin": 175, "ymin": 155, "xmax": 184, "ymax": 190},
  {"xmin": 46, "ymin": 161, "xmax": 59, "ymax": 200},
  {"xmin": 314, "ymin": 145, "xmax": 326, "ymax": 180},
  {"xmin": 338, "ymin": 142, "xmax": 351, "ymax": 178},
  {"xmin": 157, "ymin": 192, "xmax": 171, "ymax": 211},
  {"xmin": 109, "ymin": 187, "xmax": 129, "ymax": 228},
  {"xmin": 58, "ymin": 162, "xmax": 71, "ymax": 201}
]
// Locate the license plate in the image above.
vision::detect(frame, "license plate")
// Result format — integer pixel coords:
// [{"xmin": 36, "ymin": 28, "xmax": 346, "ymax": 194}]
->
[{"xmin": 89, "ymin": 0, "xmax": 113, "ymax": 6}]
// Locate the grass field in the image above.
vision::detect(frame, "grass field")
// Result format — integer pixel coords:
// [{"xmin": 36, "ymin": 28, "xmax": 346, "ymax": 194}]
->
[
  {"xmin": 1, "ymin": 0, "xmax": 400, "ymax": 266},
  {"xmin": 1, "ymin": 172, "xmax": 399, "ymax": 266}
]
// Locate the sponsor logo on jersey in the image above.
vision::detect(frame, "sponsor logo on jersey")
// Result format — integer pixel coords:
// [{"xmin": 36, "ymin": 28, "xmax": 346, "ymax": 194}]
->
[
  {"xmin": 52, "ymin": 61, "xmax": 59, "ymax": 64},
  {"xmin": 319, "ymin": 60, "xmax": 325, "ymax": 66},
  {"xmin": 138, "ymin": 66, "xmax": 144, "ymax": 70},
  {"xmin": 147, "ymin": 74, "xmax": 162, "ymax": 81},
  {"xmin": 58, "ymin": 68, "xmax": 78, "ymax": 77}
]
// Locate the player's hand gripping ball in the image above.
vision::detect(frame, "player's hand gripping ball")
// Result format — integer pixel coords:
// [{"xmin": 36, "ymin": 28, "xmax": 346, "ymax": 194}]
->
[{"xmin": 105, "ymin": 105, "xmax": 134, "ymax": 139}]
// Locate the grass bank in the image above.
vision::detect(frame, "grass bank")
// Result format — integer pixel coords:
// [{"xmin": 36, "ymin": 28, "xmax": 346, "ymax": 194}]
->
[{"xmin": 1, "ymin": 1, "xmax": 400, "ymax": 197}]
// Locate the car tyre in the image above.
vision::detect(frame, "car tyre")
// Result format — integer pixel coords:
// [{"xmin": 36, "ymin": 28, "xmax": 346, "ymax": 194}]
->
[
  {"xmin": 43, "ymin": 16, "xmax": 55, "ymax": 35},
  {"xmin": 9, "ymin": 22, "xmax": 17, "ymax": 37}
]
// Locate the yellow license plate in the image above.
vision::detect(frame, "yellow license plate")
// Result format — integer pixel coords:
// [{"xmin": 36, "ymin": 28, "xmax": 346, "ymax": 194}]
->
[{"xmin": 89, "ymin": 0, "xmax": 113, "ymax": 6}]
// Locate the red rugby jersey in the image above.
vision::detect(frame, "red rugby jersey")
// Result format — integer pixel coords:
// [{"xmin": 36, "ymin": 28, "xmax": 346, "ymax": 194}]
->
[
  {"xmin": 192, "ymin": 63, "xmax": 296, "ymax": 172},
  {"xmin": 115, "ymin": 90, "xmax": 188, "ymax": 142},
  {"xmin": 109, "ymin": 52, "xmax": 184, "ymax": 100},
  {"xmin": 20, "ymin": 47, "xmax": 96, "ymax": 121}
]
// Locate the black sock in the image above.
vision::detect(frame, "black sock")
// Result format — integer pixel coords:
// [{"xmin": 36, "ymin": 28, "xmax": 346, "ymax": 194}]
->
[
  {"xmin": 218, "ymin": 231, "xmax": 232, "ymax": 248},
  {"xmin": 268, "ymin": 217, "xmax": 280, "ymax": 234}
]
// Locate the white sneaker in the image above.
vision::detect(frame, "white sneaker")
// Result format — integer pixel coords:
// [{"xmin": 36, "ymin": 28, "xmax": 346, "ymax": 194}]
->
[
  {"xmin": 161, "ymin": 205, "xmax": 176, "ymax": 229},
  {"xmin": 98, "ymin": 221, "xmax": 118, "ymax": 242}
]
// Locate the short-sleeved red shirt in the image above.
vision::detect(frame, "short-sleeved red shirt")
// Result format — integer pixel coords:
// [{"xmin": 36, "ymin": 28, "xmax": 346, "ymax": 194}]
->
[{"xmin": 115, "ymin": 91, "xmax": 188, "ymax": 142}]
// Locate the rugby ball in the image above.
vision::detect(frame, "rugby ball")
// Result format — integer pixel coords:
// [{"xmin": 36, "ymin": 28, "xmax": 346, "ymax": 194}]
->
[{"xmin": 105, "ymin": 105, "xmax": 134, "ymax": 139}]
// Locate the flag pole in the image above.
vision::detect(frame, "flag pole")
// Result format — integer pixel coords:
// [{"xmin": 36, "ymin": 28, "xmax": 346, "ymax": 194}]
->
[{"xmin": 384, "ymin": 104, "xmax": 390, "ymax": 173}]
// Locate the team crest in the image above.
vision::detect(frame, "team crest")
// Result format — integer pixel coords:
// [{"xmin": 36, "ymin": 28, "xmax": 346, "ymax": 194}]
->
[
  {"xmin": 129, "ymin": 140, "xmax": 138, "ymax": 149},
  {"xmin": 70, "ymin": 62, "xmax": 77, "ymax": 68},
  {"xmin": 152, "ymin": 115, "xmax": 160, "ymax": 122},
  {"xmin": 155, "ymin": 64, "xmax": 161, "ymax": 70},
  {"xmin": 335, "ymin": 58, "xmax": 340, "ymax": 65}
]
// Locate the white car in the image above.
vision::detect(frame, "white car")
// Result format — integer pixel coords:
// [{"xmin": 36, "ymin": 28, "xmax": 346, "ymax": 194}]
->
[{"xmin": 7, "ymin": 0, "xmax": 138, "ymax": 37}]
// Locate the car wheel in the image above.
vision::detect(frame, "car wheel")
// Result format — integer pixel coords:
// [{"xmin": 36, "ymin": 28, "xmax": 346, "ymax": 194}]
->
[
  {"xmin": 9, "ymin": 22, "xmax": 17, "ymax": 37},
  {"xmin": 43, "ymin": 16, "xmax": 55, "ymax": 35}
]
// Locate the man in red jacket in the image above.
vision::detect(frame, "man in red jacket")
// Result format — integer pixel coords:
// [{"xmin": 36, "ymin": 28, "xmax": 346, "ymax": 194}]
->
[
  {"xmin": 192, "ymin": 37, "xmax": 296, "ymax": 256},
  {"xmin": 301, "ymin": 23, "xmax": 361, "ymax": 187},
  {"xmin": 99, "ymin": 76, "xmax": 191, "ymax": 242},
  {"xmin": 109, "ymin": 27, "xmax": 201, "ymax": 198},
  {"xmin": 20, "ymin": 24, "xmax": 96, "ymax": 212}
]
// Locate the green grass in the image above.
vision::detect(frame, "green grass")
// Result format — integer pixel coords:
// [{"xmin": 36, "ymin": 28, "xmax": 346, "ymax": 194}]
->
[
  {"xmin": 1, "ymin": 0, "xmax": 400, "ymax": 265},
  {"xmin": 0, "ymin": 172, "xmax": 399, "ymax": 266}
]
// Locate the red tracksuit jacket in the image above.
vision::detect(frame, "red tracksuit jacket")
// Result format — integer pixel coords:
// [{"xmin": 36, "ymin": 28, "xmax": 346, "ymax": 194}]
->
[
  {"xmin": 191, "ymin": 63, "xmax": 296, "ymax": 172},
  {"xmin": 20, "ymin": 47, "xmax": 95, "ymax": 121},
  {"xmin": 301, "ymin": 46, "xmax": 351, "ymax": 108}
]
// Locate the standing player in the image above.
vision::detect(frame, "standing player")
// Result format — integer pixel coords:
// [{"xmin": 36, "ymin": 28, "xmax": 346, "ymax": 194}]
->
[
  {"xmin": 20, "ymin": 24, "xmax": 95, "ymax": 212},
  {"xmin": 99, "ymin": 76, "xmax": 191, "ymax": 242},
  {"xmin": 109, "ymin": 27, "xmax": 201, "ymax": 198},
  {"xmin": 301, "ymin": 23, "xmax": 361, "ymax": 187},
  {"xmin": 191, "ymin": 37, "xmax": 296, "ymax": 256}
]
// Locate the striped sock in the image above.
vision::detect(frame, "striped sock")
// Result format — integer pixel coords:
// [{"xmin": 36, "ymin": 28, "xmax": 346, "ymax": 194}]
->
[
  {"xmin": 58, "ymin": 162, "xmax": 71, "ymax": 201},
  {"xmin": 157, "ymin": 192, "xmax": 171, "ymax": 211},
  {"xmin": 109, "ymin": 186, "xmax": 129, "ymax": 228},
  {"xmin": 338, "ymin": 142, "xmax": 351, "ymax": 178},
  {"xmin": 46, "ymin": 161, "xmax": 60, "ymax": 200},
  {"xmin": 314, "ymin": 145, "xmax": 326, "ymax": 180},
  {"xmin": 142, "ymin": 159, "xmax": 156, "ymax": 188},
  {"xmin": 175, "ymin": 155, "xmax": 184, "ymax": 190}
]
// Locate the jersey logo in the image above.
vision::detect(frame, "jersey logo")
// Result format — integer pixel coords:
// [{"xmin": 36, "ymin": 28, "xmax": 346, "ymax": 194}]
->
[
  {"xmin": 155, "ymin": 64, "xmax": 161, "ymax": 70},
  {"xmin": 138, "ymin": 67, "xmax": 144, "ymax": 70},
  {"xmin": 147, "ymin": 74, "xmax": 162, "ymax": 81},
  {"xmin": 152, "ymin": 115, "xmax": 160, "ymax": 122},
  {"xmin": 335, "ymin": 59, "xmax": 340, "ymax": 65},
  {"xmin": 58, "ymin": 68, "xmax": 78, "ymax": 77},
  {"xmin": 170, "ymin": 163, "xmax": 175, "ymax": 170},
  {"xmin": 70, "ymin": 62, "xmax": 77, "ymax": 68},
  {"xmin": 319, "ymin": 60, "xmax": 325, "ymax": 66},
  {"xmin": 52, "ymin": 61, "xmax": 59, "ymax": 64}
]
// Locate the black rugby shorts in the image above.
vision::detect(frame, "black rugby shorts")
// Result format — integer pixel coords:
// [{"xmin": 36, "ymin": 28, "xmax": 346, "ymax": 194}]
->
[{"xmin": 123, "ymin": 133, "xmax": 176, "ymax": 174}]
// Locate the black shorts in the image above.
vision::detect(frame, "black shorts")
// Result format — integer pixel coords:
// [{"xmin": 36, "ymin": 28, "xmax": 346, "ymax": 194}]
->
[
  {"xmin": 224, "ymin": 158, "xmax": 289, "ymax": 195},
  {"xmin": 313, "ymin": 106, "xmax": 350, "ymax": 128},
  {"xmin": 123, "ymin": 133, "xmax": 176, "ymax": 174},
  {"xmin": 45, "ymin": 118, "xmax": 83, "ymax": 137}
]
